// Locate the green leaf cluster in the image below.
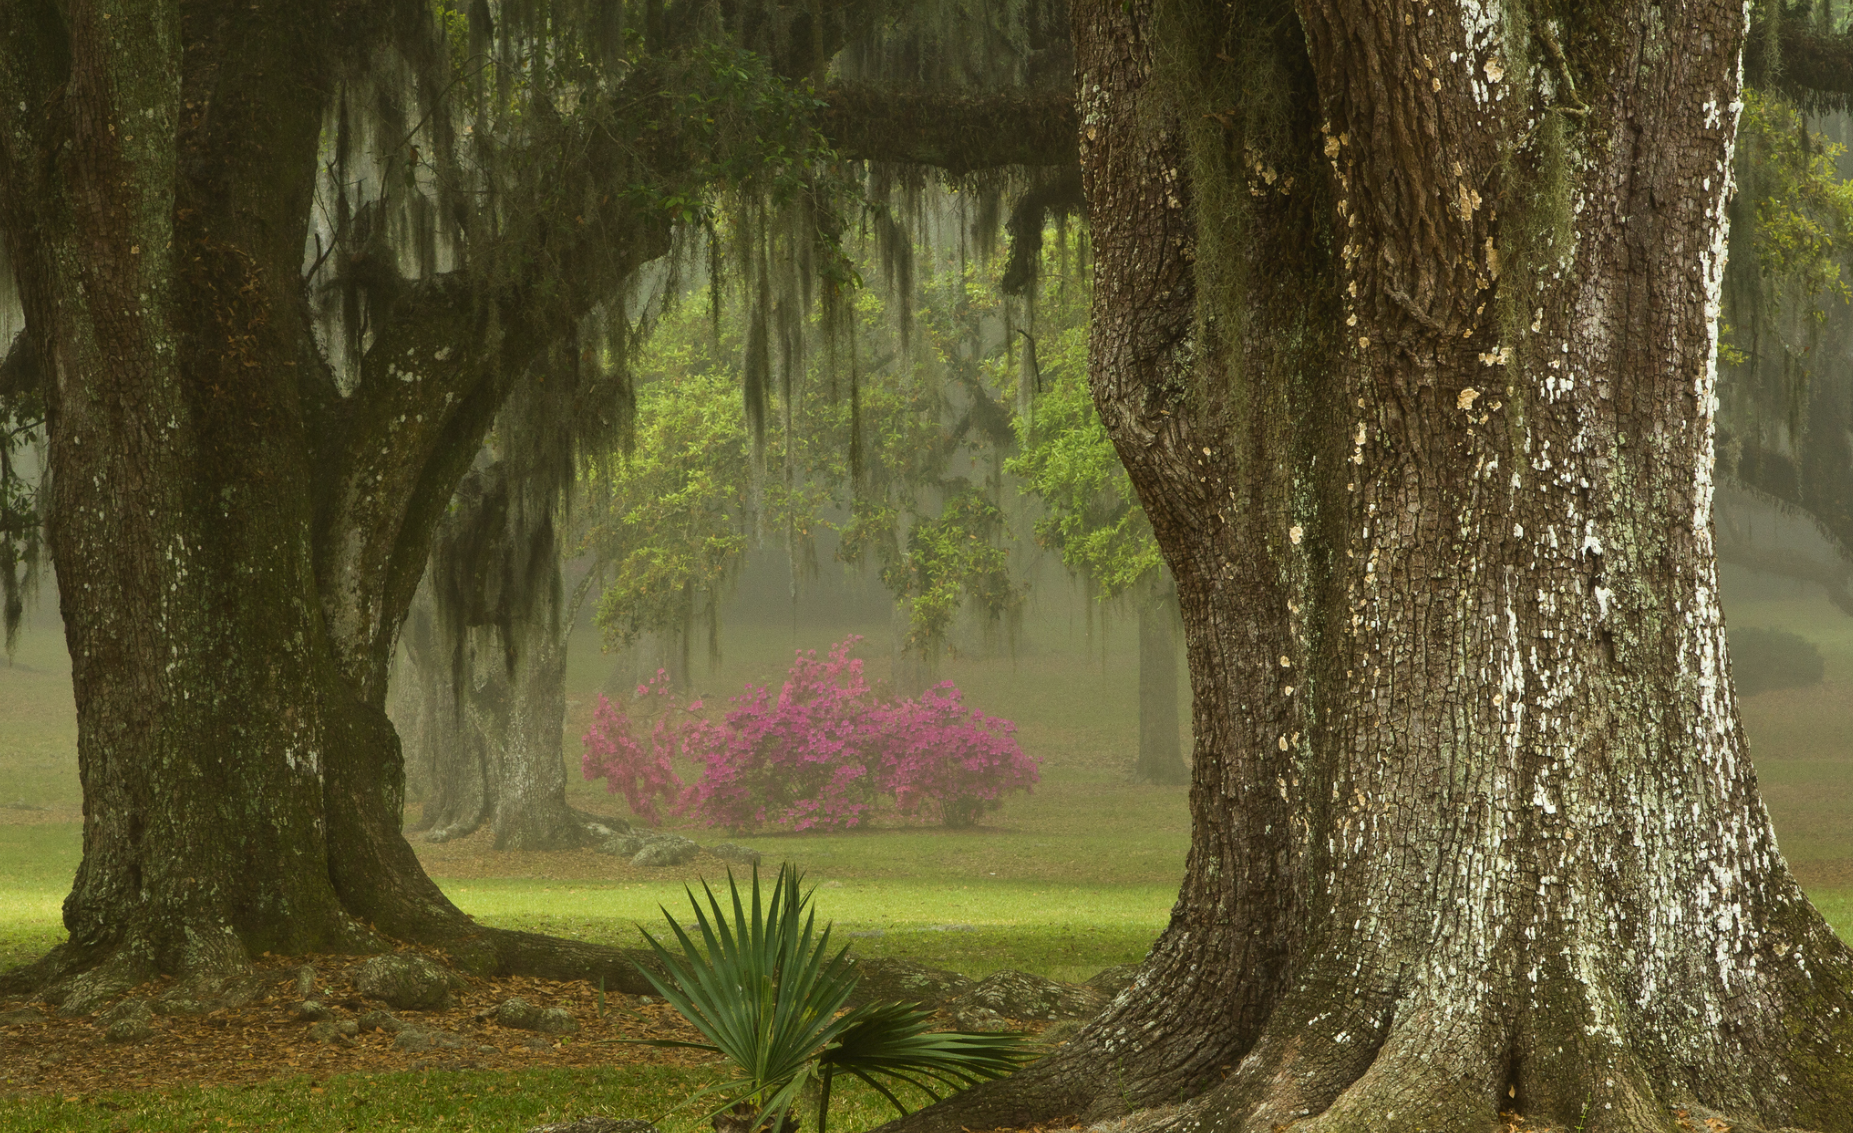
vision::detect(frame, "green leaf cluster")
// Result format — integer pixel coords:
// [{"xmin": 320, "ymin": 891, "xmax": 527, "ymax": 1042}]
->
[
  {"xmin": 586, "ymin": 234, "xmax": 1032, "ymax": 657},
  {"xmin": 1003, "ymin": 256, "xmax": 1160, "ymax": 600},
  {"xmin": 1719, "ymin": 89, "xmax": 1853, "ymax": 452}
]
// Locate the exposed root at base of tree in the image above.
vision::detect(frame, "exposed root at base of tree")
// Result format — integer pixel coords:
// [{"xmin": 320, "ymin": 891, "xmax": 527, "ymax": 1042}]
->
[
  {"xmin": 868, "ymin": 999, "xmax": 1853, "ymax": 1133},
  {"xmin": 0, "ymin": 923, "xmax": 663, "ymax": 1012}
]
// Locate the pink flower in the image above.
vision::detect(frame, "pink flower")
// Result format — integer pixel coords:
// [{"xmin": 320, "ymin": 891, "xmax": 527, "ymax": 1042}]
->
[{"xmin": 581, "ymin": 638, "xmax": 1038, "ymax": 832}]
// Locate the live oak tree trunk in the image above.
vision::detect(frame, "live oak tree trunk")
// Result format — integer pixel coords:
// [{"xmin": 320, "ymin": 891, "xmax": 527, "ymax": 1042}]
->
[
  {"xmin": 486, "ymin": 554, "xmax": 593, "ymax": 851},
  {"xmin": 884, "ymin": 0, "xmax": 1853, "ymax": 1128},
  {"xmin": 0, "ymin": 0, "xmax": 657, "ymax": 1003},
  {"xmin": 1135, "ymin": 573, "xmax": 1187, "ymax": 785},
  {"xmin": 402, "ymin": 573, "xmax": 591, "ymax": 850}
]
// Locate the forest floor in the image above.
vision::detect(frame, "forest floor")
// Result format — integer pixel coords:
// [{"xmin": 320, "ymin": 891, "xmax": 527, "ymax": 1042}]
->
[{"xmin": 0, "ymin": 947, "xmax": 720, "ymax": 1098}]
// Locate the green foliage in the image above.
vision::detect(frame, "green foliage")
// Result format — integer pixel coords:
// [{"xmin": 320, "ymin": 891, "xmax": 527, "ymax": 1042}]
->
[
  {"xmin": 1735, "ymin": 91, "xmax": 1853, "ymax": 311},
  {"xmin": 634, "ymin": 867, "xmax": 1032, "ymax": 1133},
  {"xmin": 1004, "ymin": 248, "xmax": 1160, "ymax": 600},
  {"xmin": 1719, "ymin": 89, "xmax": 1853, "ymax": 457},
  {"xmin": 582, "ymin": 357, "xmax": 760, "ymax": 649},
  {"xmin": 886, "ymin": 490, "xmax": 1018, "ymax": 651},
  {"xmin": 587, "ymin": 235, "xmax": 1030, "ymax": 658}
]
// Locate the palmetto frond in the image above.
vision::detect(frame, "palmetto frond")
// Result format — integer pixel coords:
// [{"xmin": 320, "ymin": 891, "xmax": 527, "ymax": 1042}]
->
[{"xmin": 633, "ymin": 865, "xmax": 1034, "ymax": 1133}]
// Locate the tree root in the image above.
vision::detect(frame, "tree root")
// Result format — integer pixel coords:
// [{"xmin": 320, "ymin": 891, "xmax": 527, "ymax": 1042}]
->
[{"xmin": 871, "ymin": 949, "xmax": 1853, "ymax": 1133}]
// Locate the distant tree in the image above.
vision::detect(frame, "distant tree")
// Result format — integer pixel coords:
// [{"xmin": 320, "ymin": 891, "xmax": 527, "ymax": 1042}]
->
[
  {"xmin": 584, "ymin": 245, "xmax": 1028, "ymax": 684},
  {"xmin": 1007, "ymin": 255, "xmax": 1185, "ymax": 784},
  {"xmin": 1716, "ymin": 88, "xmax": 1853, "ymax": 600}
]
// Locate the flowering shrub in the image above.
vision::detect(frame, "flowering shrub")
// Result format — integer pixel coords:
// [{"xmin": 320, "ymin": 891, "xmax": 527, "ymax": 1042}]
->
[
  {"xmin": 677, "ymin": 640, "xmax": 888, "ymax": 831},
  {"xmin": 580, "ymin": 670, "xmax": 689, "ymax": 824},
  {"xmin": 580, "ymin": 637, "xmax": 1039, "ymax": 831},
  {"xmin": 872, "ymin": 683, "xmax": 1039, "ymax": 827}
]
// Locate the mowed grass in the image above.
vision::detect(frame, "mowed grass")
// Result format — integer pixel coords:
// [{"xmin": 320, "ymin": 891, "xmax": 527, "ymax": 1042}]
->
[
  {"xmin": 0, "ymin": 619, "xmax": 79, "ymax": 812},
  {"xmin": 451, "ymin": 877, "xmax": 1174, "ymax": 983}
]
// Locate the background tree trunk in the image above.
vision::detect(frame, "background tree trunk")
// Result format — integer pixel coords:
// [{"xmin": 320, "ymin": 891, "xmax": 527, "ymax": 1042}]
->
[
  {"xmin": 0, "ymin": 0, "xmax": 661, "ymax": 998},
  {"xmin": 1134, "ymin": 574, "xmax": 1186, "ymax": 785},
  {"xmin": 489, "ymin": 553, "xmax": 593, "ymax": 850},
  {"xmin": 881, "ymin": 0, "xmax": 1853, "ymax": 1128},
  {"xmin": 400, "ymin": 586, "xmax": 491, "ymax": 842},
  {"xmin": 398, "ymin": 573, "xmax": 595, "ymax": 849}
]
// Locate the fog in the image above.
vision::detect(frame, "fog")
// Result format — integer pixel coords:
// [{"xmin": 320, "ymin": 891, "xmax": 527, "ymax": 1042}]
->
[{"xmin": 3, "ymin": 526, "xmax": 1850, "ymax": 902}]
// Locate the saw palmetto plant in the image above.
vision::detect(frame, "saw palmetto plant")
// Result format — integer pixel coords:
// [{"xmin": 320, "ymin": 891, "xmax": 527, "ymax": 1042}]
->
[{"xmin": 634, "ymin": 866, "xmax": 1033, "ymax": 1133}]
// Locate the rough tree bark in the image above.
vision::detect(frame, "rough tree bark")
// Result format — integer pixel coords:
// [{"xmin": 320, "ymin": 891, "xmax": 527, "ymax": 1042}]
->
[
  {"xmin": 0, "ymin": 0, "xmax": 674, "ymax": 1001},
  {"xmin": 880, "ymin": 0, "xmax": 1853, "ymax": 1128}
]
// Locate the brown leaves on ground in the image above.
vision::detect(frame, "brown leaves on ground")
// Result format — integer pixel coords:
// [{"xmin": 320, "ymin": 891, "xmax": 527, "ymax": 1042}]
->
[
  {"xmin": 0, "ymin": 950, "xmax": 718, "ymax": 1098},
  {"xmin": 0, "ymin": 948, "xmax": 1060, "ymax": 1103}
]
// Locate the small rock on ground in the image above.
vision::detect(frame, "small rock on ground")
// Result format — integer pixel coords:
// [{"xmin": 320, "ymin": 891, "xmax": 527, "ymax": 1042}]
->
[
  {"xmin": 357, "ymin": 1009, "xmax": 405, "ymax": 1033},
  {"xmin": 595, "ymin": 834, "xmax": 643, "ymax": 857},
  {"xmin": 291, "ymin": 1000, "xmax": 333, "ymax": 1022},
  {"xmin": 493, "ymin": 997, "xmax": 579, "ymax": 1034},
  {"xmin": 631, "ymin": 836, "xmax": 699, "ymax": 868},
  {"xmin": 306, "ymin": 1019, "xmax": 359, "ymax": 1043},
  {"xmin": 354, "ymin": 954, "xmax": 459, "ymax": 1011},
  {"xmin": 708, "ymin": 843, "xmax": 762, "ymax": 866}
]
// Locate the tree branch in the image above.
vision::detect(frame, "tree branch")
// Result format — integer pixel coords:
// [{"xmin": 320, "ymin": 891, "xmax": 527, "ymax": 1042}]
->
[
  {"xmin": 1746, "ymin": 12, "xmax": 1853, "ymax": 113},
  {"xmin": 819, "ymin": 84, "xmax": 1079, "ymax": 174}
]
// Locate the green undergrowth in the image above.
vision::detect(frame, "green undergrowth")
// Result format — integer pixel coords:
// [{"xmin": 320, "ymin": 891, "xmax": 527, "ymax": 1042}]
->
[{"xmin": 0, "ymin": 1064, "xmax": 910, "ymax": 1133}]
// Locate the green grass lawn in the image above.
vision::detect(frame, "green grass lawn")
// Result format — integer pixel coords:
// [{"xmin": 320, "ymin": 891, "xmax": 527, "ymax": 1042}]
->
[{"xmin": 451, "ymin": 876, "xmax": 1175, "ymax": 983}]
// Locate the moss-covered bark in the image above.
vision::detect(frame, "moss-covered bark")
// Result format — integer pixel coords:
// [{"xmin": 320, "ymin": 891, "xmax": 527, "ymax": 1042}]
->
[
  {"xmin": 0, "ymin": 0, "xmax": 661, "ymax": 998},
  {"xmin": 879, "ymin": 0, "xmax": 1853, "ymax": 1129}
]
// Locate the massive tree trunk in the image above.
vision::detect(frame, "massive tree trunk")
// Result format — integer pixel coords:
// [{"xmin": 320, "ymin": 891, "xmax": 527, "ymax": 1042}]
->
[
  {"xmin": 884, "ymin": 0, "xmax": 1853, "ymax": 1129},
  {"xmin": 0, "ymin": 0, "xmax": 664, "ymax": 1000},
  {"xmin": 0, "ymin": 0, "xmax": 383, "ymax": 1002},
  {"xmin": 1135, "ymin": 573, "xmax": 1186, "ymax": 785}
]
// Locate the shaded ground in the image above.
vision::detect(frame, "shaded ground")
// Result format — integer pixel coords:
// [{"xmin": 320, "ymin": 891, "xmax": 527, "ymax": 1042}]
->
[{"xmin": 0, "ymin": 951, "xmax": 710, "ymax": 1097}]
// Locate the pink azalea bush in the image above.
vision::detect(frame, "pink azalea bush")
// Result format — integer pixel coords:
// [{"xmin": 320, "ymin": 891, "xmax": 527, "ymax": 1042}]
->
[
  {"xmin": 871, "ymin": 683, "xmax": 1037, "ymax": 827},
  {"xmin": 581, "ymin": 637, "xmax": 1039, "ymax": 831},
  {"xmin": 579, "ymin": 670, "xmax": 690, "ymax": 824}
]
